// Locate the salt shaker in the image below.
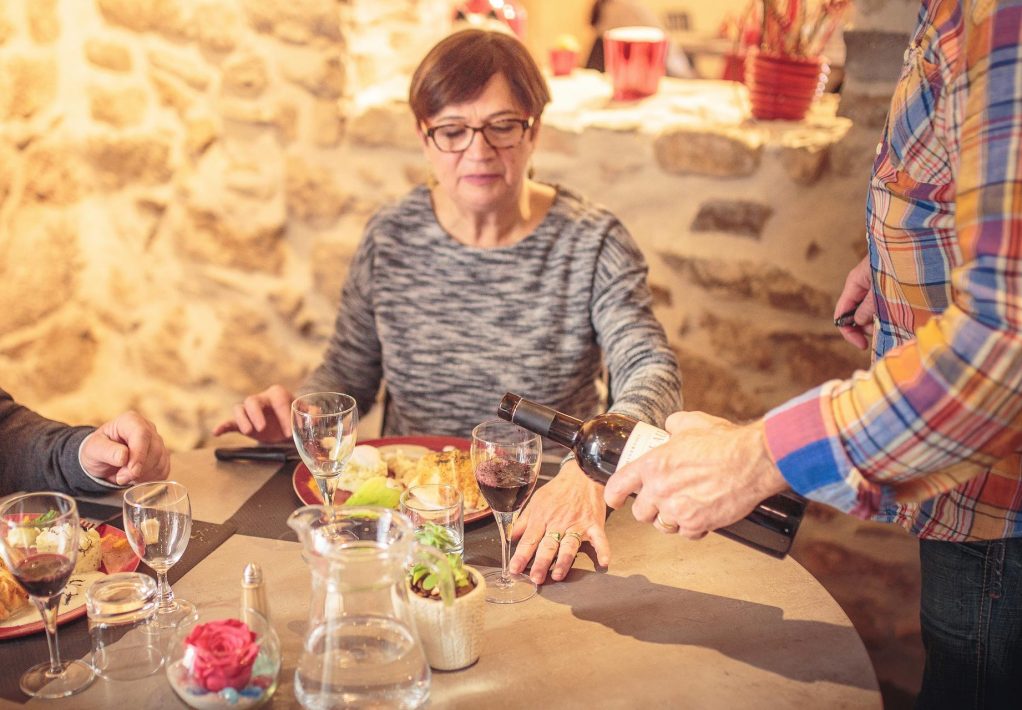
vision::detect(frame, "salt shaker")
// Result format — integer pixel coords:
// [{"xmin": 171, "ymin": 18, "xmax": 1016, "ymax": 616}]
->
[{"xmin": 240, "ymin": 562, "xmax": 269, "ymax": 625}]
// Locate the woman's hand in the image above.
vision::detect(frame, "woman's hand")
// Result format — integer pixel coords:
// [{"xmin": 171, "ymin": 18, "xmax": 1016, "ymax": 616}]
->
[
  {"xmin": 212, "ymin": 384, "xmax": 294, "ymax": 443},
  {"xmin": 604, "ymin": 412, "xmax": 787, "ymax": 538},
  {"xmin": 509, "ymin": 462, "xmax": 610, "ymax": 584},
  {"xmin": 835, "ymin": 255, "xmax": 875, "ymax": 350}
]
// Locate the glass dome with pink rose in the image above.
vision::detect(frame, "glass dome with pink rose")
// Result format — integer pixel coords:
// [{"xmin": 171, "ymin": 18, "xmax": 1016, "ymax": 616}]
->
[{"xmin": 166, "ymin": 605, "xmax": 280, "ymax": 709}]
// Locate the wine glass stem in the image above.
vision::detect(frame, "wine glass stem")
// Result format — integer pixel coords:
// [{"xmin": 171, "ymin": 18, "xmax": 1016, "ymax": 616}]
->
[
  {"xmin": 155, "ymin": 567, "xmax": 176, "ymax": 613},
  {"xmin": 35, "ymin": 595, "xmax": 62, "ymax": 674},
  {"xmin": 494, "ymin": 511, "xmax": 514, "ymax": 583}
]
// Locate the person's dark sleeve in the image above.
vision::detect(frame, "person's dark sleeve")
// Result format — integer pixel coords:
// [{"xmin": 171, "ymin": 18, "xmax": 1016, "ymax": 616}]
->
[{"xmin": 0, "ymin": 388, "xmax": 108, "ymax": 496}]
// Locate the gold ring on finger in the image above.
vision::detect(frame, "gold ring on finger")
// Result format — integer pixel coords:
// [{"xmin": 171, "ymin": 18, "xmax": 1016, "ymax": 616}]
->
[
  {"xmin": 654, "ymin": 513, "xmax": 681, "ymax": 534},
  {"xmin": 546, "ymin": 531, "xmax": 564, "ymax": 543},
  {"xmin": 562, "ymin": 531, "xmax": 584, "ymax": 544}
]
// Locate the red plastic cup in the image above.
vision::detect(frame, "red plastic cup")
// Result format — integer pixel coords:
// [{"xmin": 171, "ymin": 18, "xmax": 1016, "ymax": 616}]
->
[
  {"xmin": 603, "ymin": 26, "xmax": 668, "ymax": 101},
  {"xmin": 549, "ymin": 48, "xmax": 578, "ymax": 77}
]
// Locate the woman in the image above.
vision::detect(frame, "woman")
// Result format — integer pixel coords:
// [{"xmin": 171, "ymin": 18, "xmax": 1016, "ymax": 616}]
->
[{"xmin": 214, "ymin": 29, "xmax": 682, "ymax": 584}]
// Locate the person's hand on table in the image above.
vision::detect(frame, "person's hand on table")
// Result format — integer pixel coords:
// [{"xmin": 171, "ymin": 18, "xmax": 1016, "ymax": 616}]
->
[
  {"xmin": 81, "ymin": 411, "xmax": 170, "ymax": 486},
  {"xmin": 604, "ymin": 412, "xmax": 787, "ymax": 538},
  {"xmin": 212, "ymin": 384, "xmax": 294, "ymax": 443},
  {"xmin": 834, "ymin": 255, "xmax": 875, "ymax": 350},
  {"xmin": 510, "ymin": 461, "xmax": 610, "ymax": 584}
]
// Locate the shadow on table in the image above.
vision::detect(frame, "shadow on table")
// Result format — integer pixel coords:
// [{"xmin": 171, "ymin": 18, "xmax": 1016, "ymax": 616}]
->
[{"xmin": 543, "ymin": 568, "xmax": 875, "ymax": 691}]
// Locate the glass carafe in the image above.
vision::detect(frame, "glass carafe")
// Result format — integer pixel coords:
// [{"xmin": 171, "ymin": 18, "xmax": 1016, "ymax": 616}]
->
[{"xmin": 287, "ymin": 506, "xmax": 453, "ymax": 710}]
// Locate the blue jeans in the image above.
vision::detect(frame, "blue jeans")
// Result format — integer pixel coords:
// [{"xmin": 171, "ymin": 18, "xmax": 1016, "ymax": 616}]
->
[{"xmin": 916, "ymin": 538, "xmax": 1022, "ymax": 709}]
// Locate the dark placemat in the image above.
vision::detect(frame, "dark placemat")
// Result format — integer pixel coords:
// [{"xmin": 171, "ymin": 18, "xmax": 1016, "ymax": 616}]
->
[
  {"xmin": 225, "ymin": 462, "xmax": 299, "ymax": 540},
  {"xmin": 142, "ymin": 519, "xmax": 238, "ymax": 586}
]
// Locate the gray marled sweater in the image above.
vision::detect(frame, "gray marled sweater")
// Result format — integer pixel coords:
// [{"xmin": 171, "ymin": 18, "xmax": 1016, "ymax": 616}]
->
[{"xmin": 303, "ymin": 184, "xmax": 682, "ymax": 439}]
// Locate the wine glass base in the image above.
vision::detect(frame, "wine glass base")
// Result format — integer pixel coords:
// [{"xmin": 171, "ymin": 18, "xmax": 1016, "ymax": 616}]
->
[
  {"xmin": 481, "ymin": 569, "xmax": 537, "ymax": 604},
  {"xmin": 20, "ymin": 659, "xmax": 94, "ymax": 699},
  {"xmin": 154, "ymin": 598, "xmax": 196, "ymax": 630}
]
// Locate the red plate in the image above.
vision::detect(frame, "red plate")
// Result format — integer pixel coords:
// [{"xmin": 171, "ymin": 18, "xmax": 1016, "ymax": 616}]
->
[
  {"xmin": 291, "ymin": 436, "xmax": 492, "ymax": 523},
  {"xmin": 0, "ymin": 524, "xmax": 141, "ymax": 640}
]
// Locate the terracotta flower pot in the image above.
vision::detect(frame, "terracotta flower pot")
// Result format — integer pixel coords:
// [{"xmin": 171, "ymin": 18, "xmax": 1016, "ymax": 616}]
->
[
  {"xmin": 408, "ymin": 566, "xmax": 485, "ymax": 671},
  {"xmin": 745, "ymin": 50, "xmax": 829, "ymax": 121}
]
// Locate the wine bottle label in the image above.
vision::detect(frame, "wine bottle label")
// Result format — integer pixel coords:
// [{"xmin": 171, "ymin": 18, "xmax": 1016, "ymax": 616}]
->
[{"xmin": 617, "ymin": 421, "xmax": 670, "ymax": 469}]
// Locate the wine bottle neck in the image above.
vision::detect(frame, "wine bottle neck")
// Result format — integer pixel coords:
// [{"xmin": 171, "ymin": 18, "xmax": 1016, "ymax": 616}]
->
[{"xmin": 500, "ymin": 394, "xmax": 582, "ymax": 450}]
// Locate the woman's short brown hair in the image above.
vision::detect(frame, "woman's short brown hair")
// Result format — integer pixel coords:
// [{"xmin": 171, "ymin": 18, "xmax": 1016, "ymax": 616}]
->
[{"xmin": 409, "ymin": 29, "xmax": 551, "ymax": 124}]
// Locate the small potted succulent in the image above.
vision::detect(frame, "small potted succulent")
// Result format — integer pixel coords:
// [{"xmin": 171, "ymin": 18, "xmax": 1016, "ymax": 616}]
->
[{"xmin": 407, "ymin": 523, "xmax": 485, "ymax": 671}]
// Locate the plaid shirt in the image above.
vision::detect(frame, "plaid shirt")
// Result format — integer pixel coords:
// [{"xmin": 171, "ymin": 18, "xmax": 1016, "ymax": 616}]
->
[{"xmin": 763, "ymin": 0, "xmax": 1022, "ymax": 541}]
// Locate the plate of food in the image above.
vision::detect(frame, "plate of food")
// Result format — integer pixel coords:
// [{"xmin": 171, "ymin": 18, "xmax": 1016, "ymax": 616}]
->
[
  {"xmin": 0, "ymin": 522, "xmax": 140, "ymax": 640},
  {"xmin": 291, "ymin": 436, "xmax": 491, "ymax": 523}
]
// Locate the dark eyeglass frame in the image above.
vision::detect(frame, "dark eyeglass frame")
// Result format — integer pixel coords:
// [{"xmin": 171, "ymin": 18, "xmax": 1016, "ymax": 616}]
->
[{"xmin": 424, "ymin": 117, "xmax": 534, "ymax": 153}]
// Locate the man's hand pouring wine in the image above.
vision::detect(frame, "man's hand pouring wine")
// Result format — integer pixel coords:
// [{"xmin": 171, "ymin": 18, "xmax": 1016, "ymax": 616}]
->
[{"xmin": 603, "ymin": 412, "xmax": 788, "ymax": 539}]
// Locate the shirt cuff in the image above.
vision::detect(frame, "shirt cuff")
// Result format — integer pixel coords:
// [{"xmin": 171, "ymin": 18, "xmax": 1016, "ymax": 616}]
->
[
  {"xmin": 762, "ymin": 383, "xmax": 868, "ymax": 514},
  {"xmin": 77, "ymin": 431, "xmax": 127, "ymax": 489}
]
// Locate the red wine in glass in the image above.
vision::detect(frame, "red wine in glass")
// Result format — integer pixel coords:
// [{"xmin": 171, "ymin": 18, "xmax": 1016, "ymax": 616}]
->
[
  {"xmin": 475, "ymin": 459, "xmax": 537, "ymax": 512},
  {"xmin": 12, "ymin": 553, "xmax": 74, "ymax": 598}
]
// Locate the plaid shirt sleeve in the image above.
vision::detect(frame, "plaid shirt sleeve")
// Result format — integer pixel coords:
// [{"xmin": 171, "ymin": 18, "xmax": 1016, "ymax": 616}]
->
[{"xmin": 763, "ymin": 0, "xmax": 1022, "ymax": 519}]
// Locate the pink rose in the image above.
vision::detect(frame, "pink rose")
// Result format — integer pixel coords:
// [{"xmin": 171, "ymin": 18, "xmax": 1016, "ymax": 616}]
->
[{"xmin": 183, "ymin": 618, "xmax": 260, "ymax": 692}]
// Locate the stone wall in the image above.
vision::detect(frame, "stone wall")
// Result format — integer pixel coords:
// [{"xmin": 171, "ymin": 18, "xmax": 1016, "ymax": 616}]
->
[{"xmin": 0, "ymin": 0, "xmax": 450, "ymax": 446}]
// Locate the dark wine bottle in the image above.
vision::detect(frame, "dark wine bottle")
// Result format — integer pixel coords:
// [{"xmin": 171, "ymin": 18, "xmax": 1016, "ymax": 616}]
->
[{"xmin": 497, "ymin": 392, "xmax": 806, "ymax": 559}]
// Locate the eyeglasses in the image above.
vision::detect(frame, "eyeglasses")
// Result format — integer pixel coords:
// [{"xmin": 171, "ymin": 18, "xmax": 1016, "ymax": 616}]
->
[{"xmin": 425, "ymin": 118, "xmax": 533, "ymax": 153}]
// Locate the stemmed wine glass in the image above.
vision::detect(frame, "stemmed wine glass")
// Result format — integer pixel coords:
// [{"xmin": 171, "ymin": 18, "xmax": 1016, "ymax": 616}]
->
[
  {"xmin": 123, "ymin": 481, "xmax": 195, "ymax": 630},
  {"xmin": 291, "ymin": 392, "xmax": 358, "ymax": 506},
  {"xmin": 471, "ymin": 419, "xmax": 542, "ymax": 604},
  {"xmin": 0, "ymin": 492, "xmax": 95, "ymax": 698}
]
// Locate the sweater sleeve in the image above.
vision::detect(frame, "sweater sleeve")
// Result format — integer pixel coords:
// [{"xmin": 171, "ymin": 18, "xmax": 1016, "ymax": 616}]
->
[
  {"xmin": 591, "ymin": 221, "xmax": 683, "ymax": 426},
  {"xmin": 0, "ymin": 388, "xmax": 109, "ymax": 496},
  {"xmin": 300, "ymin": 220, "xmax": 385, "ymax": 420}
]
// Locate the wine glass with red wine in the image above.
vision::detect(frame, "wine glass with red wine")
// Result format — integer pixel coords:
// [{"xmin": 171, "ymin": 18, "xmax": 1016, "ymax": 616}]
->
[
  {"xmin": 471, "ymin": 419, "xmax": 542, "ymax": 604},
  {"xmin": 0, "ymin": 492, "xmax": 95, "ymax": 698}
]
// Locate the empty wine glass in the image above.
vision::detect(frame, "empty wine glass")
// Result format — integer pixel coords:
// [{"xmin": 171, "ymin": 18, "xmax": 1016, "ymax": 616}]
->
[
  {"xmin": 471, "ymin": 419, "xmax": 542, "ymax": 604},
  {"xmin": 0, "ymin": 492, "xmax": 95, "ymax": 698},
  {"xmin": 123, "ymin": 481, "xmax": 195, "ymax": 630},
  {"xmin": 291, "ymin": 392, "xmax": 358, "ymax": 506}
]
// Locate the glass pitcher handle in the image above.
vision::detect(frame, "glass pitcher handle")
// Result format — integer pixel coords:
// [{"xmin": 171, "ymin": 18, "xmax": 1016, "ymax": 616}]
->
[{"xmin": 412, "ymin": 543, "xmax": 455, "ymax": 606}]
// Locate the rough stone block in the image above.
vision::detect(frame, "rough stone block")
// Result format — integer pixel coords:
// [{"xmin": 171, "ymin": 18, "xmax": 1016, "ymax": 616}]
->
[
  {"xmin": 0, "ymin": 54, "xmax": 57, "ymax": 120},
  {"xmin": 349, "ymin": 103, "xmax": 419, "ymax": 151},
  {"xmin": 23, "ymin": 143, "xmax": 88, "ymax": 205},
  {"xmin": 1, "ymin": 321, "xmax": 98, "ymax": 401},
  {"xmin": 194, "ymin": 1, "xmax": 241, "ymax": 53},
  {"xmin": 0, "ymin": 207, "xmax": 78, "ymax": 334},
  {"xmin": 672, "ymin": 346, "xmax": 764, "ymax": 421},
  {"xmin": 0, "ymin": 140, "xmax": 16, "ymax": 206},
  {"xmin": 27, "ymin": 0, "xmax": 59, "ymax": 44},
  {"xmin": 85, "ymin": 39, "xmax": 133, "ymax": 72},
  {"xmin": 780, "ymin": 143, "xmax": 829, "ymax": 184},
  {"xmin": 241, "ymin": 0, "xmax": 342, "ymax": 43},
  {"xmin": 210, "ymin": 303, "xmax": 302, "ymax": 394},
  {"xmin": 176, "ymin": 208, "xmax": 286, "ymax": 273},
  {"xmin": 221, "ymin": 52, "xmax": 269, "ymax": 98},
  {"xmin": 96, "ymin": 0, "xmax": 193, "ymax": 39},
  {"xmin": 147, "ymin": 48, "xmax": 210, "ymax": 90},
  {"xmin": 312, "ymin": 99, "xmax": 343, "ymax": 147},
  {"xmin": 149, "ymin": 66, "xmax": 195, "ymax": 114},
  {"xmin": 660, "ymin": 254, "xmax": 834, "ymax": 317},
  {"xmin": 286, "ymin": 155, "xmax": 349, "ymax": 225},
  {"xmin": 654, "ymin": 127, "xmax": 762, "ymax": 178},
  {"xmin": 86, "ymin": 134, "xmax": 173, "ymax": 188},
  {"xmin": 311, "ymin": 238, "xmax": 356, "ymax": 301},
  {"xmin": 282, "ymin": 50, "xmax": 345, "ymax": 99},
  {"xmin": 89, "ymin": 84, "xmax": 148, "ymax": 127},
  {"xmin": 0, "ymin": 6, "xmax": 12, "ymax": 46},
  {"xmin": 691, "ymin": 199, "xmax": 772, "ymax": 239},
  {"xmin": 185, "ymin": 112, "xmax": 218, "ymax": 156}
]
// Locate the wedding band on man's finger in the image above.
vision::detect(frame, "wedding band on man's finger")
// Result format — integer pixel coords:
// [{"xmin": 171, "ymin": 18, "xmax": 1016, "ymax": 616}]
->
[
  {"xmin": 562, "ymin": 531, "xmax": 584, "ymax": 545},
  {"xmin": 653, "ymin": 513, "xmax": 681, "ymax": 534},
  {"xmin": 545, "ymin": 531, "xmax": 564, "ymax": 544}
]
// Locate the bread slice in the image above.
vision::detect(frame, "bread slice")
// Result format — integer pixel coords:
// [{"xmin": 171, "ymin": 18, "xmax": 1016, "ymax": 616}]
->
[{"xmin": 407, "ymin": 450, "xmax": 484, "ymax": 511}]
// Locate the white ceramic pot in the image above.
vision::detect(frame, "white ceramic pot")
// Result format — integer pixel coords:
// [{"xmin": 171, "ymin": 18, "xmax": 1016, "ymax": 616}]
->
[{"xmin": 408, "ymin": 566, "xmax": 485, "ymax": 671}]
